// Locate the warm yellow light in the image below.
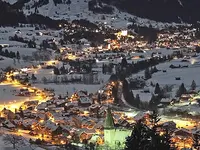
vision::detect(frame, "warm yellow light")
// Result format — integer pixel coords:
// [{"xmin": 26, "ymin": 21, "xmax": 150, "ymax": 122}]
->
[
  {"xmin": 60, "ymin": 140, "xmax": 66, "ymax": 144},
  {"xmin": 67, "ymin": 54, "xmax": 77, "ymax": 60},
  {"xmin": 40, "ymin": 119, "xmax": 44, "ymax": 123}
]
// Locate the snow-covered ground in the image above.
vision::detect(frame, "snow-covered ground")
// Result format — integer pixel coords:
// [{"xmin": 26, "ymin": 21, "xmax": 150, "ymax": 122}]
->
[
  {"xmin": 149, "ymin": 60, "xmax": 200, "ymax": 88},
  {"xmin": 35, "ymin": 83, "xmax": 103, "ymax": 96},
  {"xmin": 3, "ymin": 47, "xmax": 37, "ymax": 56},
  {"xmin": 0, "ymin": 84, "xmax": 28, "ymax": 103},
  {"xmin": 0, "ymin": 134, "xmax": 45, "ymax": 150},
  {"xmin": 0, "ymin": 57, "xmax": 38, "ymax": 69},
  {"xmin": 130, "ymin": 53, "xmax": 200, "ymax": 102}
]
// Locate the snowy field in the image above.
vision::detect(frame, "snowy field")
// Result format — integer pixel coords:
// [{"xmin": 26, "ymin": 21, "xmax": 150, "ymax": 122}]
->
[
  {"xmin": 34, "ymin": 83, "xmax": 103, "ymax": 97},
  {"xmin": 0, "ymin": 135, "xmax": 45, "ymax": 150},
  {"xmin": 0, "ymin": 84, "xmax": 29, "ymax": 103},
  {"xmin": 3, "ymin": 47, "xmax": 37, "ymax": 56},
  {"xmin": 149, "ymin": 61, "xmax": 200, "ymax": 88},
  {"xmin": 131, "ymin": 55, "xmax": 200, "ymax": 102},
  {"xmin": 0, "ymin": 26, "xmax": 60, "ymax": 46},
  {"xmin": 0, "ymin": 84, "xmax": 30, "ymax": 111},
  {"xmin": 0, "ymin": 57, "xmax": 38, "ymax": 69}
]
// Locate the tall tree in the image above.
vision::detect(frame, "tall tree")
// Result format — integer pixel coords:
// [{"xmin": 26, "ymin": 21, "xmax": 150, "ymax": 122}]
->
[
  {"xmin": 144, "ymin": 68, "xmax": 151, "ymax": 80},
  {"xmin": 125, "ymin": 118, "xmax": 172, "ymax": 150},
  {"xmin": 149, "ymin": 110, "xmax": 161, "ymax": 128},
  {"xmin": 121, "ymin": 58, "xmax": 128, "ymax": 68},
  {"xmin": 192, "ymin": 134, "xmax": 200, "ymax": 150},
  {"xmin": 16, "ymin": 51, "xmax": 20, "ymax": 60},
  {"xmin": 31, "ymin": 74, "xmax": 37, "ymax": 82},
  {"xmin": 3, "ymin": 134, "xmax": 25, "ymax": 149},
  {"xmin": 53, "ymin": 67, "xmax": 60, "ymax": 75},
  {"xmin": 134, "ymin": 94, "xmax": 140, "ymax": 108},
  {"xmin": 149, "ymin": 94, "xmax": 157, "ymax": 110},
  {"xmin": 191, "ymin": 80, "xmax": 197, "ymax": 90},
  {"xmin": 154, "ymin": 83, "xmax": 161, "ymax": 95},
  {"xmin": 176, "ymin": 83, "xmax": 187, "ymax": 97},
  {"xmin": 125, "ymin": 120, "xmax": 149, "ymax": 150}
]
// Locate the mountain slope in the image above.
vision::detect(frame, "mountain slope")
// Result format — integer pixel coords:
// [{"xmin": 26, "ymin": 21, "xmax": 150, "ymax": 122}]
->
[
  {"xmin": 101, "ymin": 0, "xmax": 200, "ymax": 23},
  {"xmin": 20, "ymin": 0, "xmax": 188, "ymax": 29},
  {"xmin": 0, "ymin": 1, "xmax": 27, "ymax": 25},
  {"xmin": 1, "ymin": 0, "xmax": 191, "ymax": 29},
  {"xmin": 4, "ymin": 0, "xmax": 200, "ymax": 24}
]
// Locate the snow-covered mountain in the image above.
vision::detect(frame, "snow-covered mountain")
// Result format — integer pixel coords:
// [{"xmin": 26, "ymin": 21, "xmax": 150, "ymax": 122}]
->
[
  {"xmin": 24, "ymin": 0, "xmax": 191, "ymax": 29},
  {"xmin": 2, "ymin": 0, "xmax": 17, "ymax": 4},
  {"xmin": 1, "ymin": 0, "xmax": 190, "ymax": 29}
]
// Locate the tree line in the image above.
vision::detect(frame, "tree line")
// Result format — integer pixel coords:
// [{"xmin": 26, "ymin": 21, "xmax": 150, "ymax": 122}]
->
[{"xmin": 0, "ymin": 46, "xmax": 20, "ymax": 59}]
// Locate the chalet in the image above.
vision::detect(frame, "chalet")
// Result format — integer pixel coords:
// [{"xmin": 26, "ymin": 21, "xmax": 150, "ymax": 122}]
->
[
  {"xmin": 55, "ymin": 100, "xmax": 66, "ymax": 107},
  {"xmin": 78, "ymin": 97, "xmax": 92, "ymax": 107},
  {"xmin": 180, "ymin": 94, "xmax": 192, "ymax": 101},
  {"xmin": 174, "ymin": 128, "xmax": 192, "ymax": 137},
  {"xmin": 133, "ymin": 112, "xmax": 148, "ymax": 121},
  {"xmin": 0, "ymin": 108, "xmax": 15, "ymax": 120},
  {"xmin": 21, "ymin": 100, "xmax": 38, "ymax": 110},
  {"xmin": 3, "ymin": 120, "xmax": 15, "ymax": 129},
  {"xmin": 79, "ymin": 131, "xmax": 93, "ymax": 142},
  {"xmin": 37, "ymin": 102, "xmax": 47, "ymax": 110},
  {"xmin": 160, "ymin": 98, "xmax": 175, "ymax": 106},
  {"xmin": 161, "ymin": 121, "xmax": 176, "ymax": 132},
  {"xmin": 22, "ymin": 119, "xmax": 38, "ymax": 130},
  {"xmin": 79, "ymin": 129, "xmax": 96, "ymax": 142},
  {"xmin": 89, "ymin": 104, "xmax": 101, "ymax": 116},
  {"xmin": 0, "ymin": 44, "xmax": 9, "ymax": 47},
  {"xmin": 94, "ymin": 122, "xmax": 104, "ymax": 130},
  {"xmin": 89, "ymin": 134, "xmax": 104, "ymax": 145}
]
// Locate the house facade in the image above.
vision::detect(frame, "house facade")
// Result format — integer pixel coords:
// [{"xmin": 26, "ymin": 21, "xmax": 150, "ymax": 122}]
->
[{"xmin": 104, "ymin": 107, "xmax": 131, "ymax": 149}]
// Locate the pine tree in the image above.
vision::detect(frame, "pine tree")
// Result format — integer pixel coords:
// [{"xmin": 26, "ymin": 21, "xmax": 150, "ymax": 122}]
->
[
  {"xmin": 112, "ymin": 85, "xmax": 118, "ymax": 104},
  {"xmin": 149, "ymin": 94, "xmax": 157, "ymax": 110},
  {"xmin": 102, "ymin": 63, "xmax": 105, "ymax": 74},
  {"xmin": 16, "ymin": 51, "xmax": 20, "ymax": 60},
  {"xmin": 192, "ymin": 134, "xmax": 200, "ymax": 150},
  {"xmin": 121, "ymin": 58, "xmax": 128, "ymax": 68},
  {"xmin": 23, "ymin": 77, "xmax": 29, "ymax": 84},
  {"xmin": 135, "ymin": 94, "xmax": 140, "ymax": 108},
  {"xmin": 53, "ymin": 67, "xmax": 60, "ymax": 75},
  {"xmin": 191, "ymin": 80, "xmax": 196, "ymax": 90},
  {"xmin": 144, "ymin": 68, "xmax": 151, "ymax": 79},
  {"xmin": 154, "ymin": 83, "xmax": 161, "ymax": 95},
  {"xmin": 176, "ymin": 83, "xmax": 187, "ymax": 97},
  {"xmin": 125, "ymin": 119, "xmax": 172, "ymax": 150},
  {"xmin": 125, "ymin": 120, "xmax": 149, "ymax": 150},
  {"xmin": 4, "ymin": 49, "xmax": 9, "ymax": 57},
  {"xmin": 153, "ymin": 66, "xmax": 158, "ymax": 72},
  {"xmin": 31, "ymin": 74, "xmax": 37, "ymax": 81},
  {"xmin": 42, "ymin": 76, "xmax": 47, "ymax": 84},
  {"xmin": 149, "ymin": 110, "xmax": 161, "ymax": 127}
]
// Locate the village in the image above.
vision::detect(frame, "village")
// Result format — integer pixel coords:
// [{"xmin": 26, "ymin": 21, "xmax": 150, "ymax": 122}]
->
[{"xmin": 0, "ymin": 20, "xmax": 200, "ymax": 150}]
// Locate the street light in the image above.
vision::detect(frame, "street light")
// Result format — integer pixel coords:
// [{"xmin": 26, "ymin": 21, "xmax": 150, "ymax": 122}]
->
[
  {"xmin": 98, "ymin": 90, "xmax": 103, "ymax": 104},
  {"xmin": 98, "ymin": 90, "xmax": 103, "ymax": 94}
]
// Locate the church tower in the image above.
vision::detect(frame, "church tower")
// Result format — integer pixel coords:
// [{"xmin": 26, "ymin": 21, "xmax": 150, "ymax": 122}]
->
[{"xmin": 104, "ymin": 107, "xmax": 115, "ymax": 147}]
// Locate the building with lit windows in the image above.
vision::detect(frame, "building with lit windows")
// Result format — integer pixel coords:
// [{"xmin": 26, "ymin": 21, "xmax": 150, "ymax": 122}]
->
[{"xmin": 104, "ymin": 107, "xmax": 131, "ymax": 149}]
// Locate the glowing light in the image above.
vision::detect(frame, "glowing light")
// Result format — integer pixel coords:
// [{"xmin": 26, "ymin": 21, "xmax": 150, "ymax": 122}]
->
[
  {"xmin": 67, "ymin": 54, "xmax": 77, "ymax": 60},
  {"xmin": 190, "ymin": 58, "xmax": 196, "ymax": 65},
  {"xmin": 121, "ymin": 30, "xmax": 128, "ymax": 36},
  {"xmin": 39, "ymin": 119, "xmax": 44, "ymax": 123},
  {"xmin": 60, "ymin": 140, "xmax": 66, "ymax": 144}
]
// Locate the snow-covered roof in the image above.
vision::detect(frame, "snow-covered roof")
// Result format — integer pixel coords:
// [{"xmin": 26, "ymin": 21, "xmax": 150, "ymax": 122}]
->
[
  {"xmin": 133, "ymin": 112, "xmax": 146, "ymax": 121},
  {"xmin": 79, "ymin": 97, "xmax": 92, "ymax": 104},
  {"xmin": 160, "ymin": 98, "xmax": 172, "ymax": 103}
]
